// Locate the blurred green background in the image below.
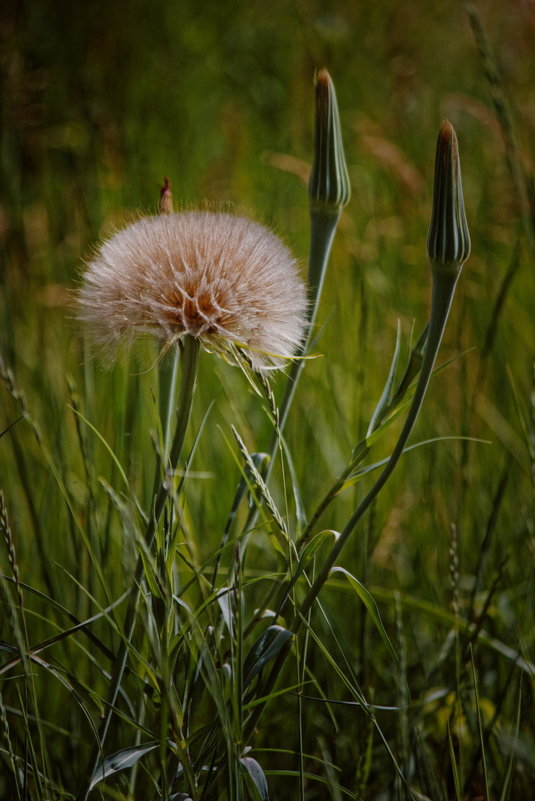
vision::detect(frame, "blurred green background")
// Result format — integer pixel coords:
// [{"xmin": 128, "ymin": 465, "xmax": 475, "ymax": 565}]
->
[{"xmin": 1, "ymin": 0, "xmax": 534, "ymax": 797}]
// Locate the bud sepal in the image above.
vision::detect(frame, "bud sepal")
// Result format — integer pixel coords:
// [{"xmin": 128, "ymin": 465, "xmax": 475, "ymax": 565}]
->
[
  {"xmin": 308, "ymin": 68, "xmax": 351, "ymax": 212},
  {"xmin": 427, "ymin": 119, "xmax": 471, "ymax": 271}
]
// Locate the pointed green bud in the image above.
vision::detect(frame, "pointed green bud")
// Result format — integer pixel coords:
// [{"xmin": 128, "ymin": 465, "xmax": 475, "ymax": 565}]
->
[
  {"xmin": 427, "ymin": 120, "xmax": 471, "ymax": 269},
  {"xmin": 308, "ymin": 68, "xmax": 351, "ymax": 212}
]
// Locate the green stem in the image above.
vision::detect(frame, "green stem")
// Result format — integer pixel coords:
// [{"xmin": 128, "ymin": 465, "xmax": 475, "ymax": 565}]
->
[
  {"xmin": 240, "ymin": 208, "xmax": 341, "ymax": 540},
  {"xmin": 243, "ymin": 265, "xmax": 461, "ymax": 740},
  {"xmin": 150, "ymin": 344, "xmax": 182, "ymax": 503},
  {"xmin": 277, "ymin": 208, "xmax": 341, "ymax": 434},
  {"xmin": 159, "ymin": 344, "xmax": 182, "ymax": 462},
  {"xmin": 297, "ymin": 321, "xmax": 429, "ymax": 550},
  {"xmin": 297, "ymin": 266, "xmax": 460, "ymax": 620},
  {"xmin": 77, "ymin": 335, "xmax": 200, "ymax": 801}
]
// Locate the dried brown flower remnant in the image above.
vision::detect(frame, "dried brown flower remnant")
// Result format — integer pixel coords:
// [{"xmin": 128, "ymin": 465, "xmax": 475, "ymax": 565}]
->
[
  {"xmin": 78, "ymin": 211, "xmax": 307, "ymax": 369},
  {"xmin": 159, "ymin": 177, "xmax": 174, "ymax": 214}
]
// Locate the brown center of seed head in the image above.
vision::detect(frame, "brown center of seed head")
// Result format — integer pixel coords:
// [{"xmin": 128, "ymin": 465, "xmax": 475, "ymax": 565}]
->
[{"xmin": 163, "ymin": 288, "xmax": 232, "ymax": 336}]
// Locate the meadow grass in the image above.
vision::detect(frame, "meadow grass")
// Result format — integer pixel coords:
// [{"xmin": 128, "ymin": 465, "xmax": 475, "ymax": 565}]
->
[{"xmin": 1, "ymin": 1, "xmax": 534, "ymax": 798}]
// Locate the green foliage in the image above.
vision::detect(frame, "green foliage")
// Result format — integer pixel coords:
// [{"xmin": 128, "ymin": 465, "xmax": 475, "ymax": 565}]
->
[{"xmin": 1, "ymin": 1, "xmax": 534, "ymax": 799}]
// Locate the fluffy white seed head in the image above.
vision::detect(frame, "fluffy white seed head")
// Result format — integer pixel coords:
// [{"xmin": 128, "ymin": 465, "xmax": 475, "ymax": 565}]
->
[{"xmin": 77, "ymin": 211, "xmax": 308, "ymax": 370}]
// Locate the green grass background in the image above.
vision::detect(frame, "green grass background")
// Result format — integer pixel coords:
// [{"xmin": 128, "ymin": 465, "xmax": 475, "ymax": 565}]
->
[{"xmin": 1, "ymin": 0, "xmax": 534, "ymax": 798}]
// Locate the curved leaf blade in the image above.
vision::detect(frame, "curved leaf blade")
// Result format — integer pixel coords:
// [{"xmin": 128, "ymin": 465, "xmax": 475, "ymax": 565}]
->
[
  {"xmin": 243, "ymin": 625, "xmax": 293, "ymax": 689},
  {"xmin": 331, "ymin": 567, "xmax": 398, "ymax": 663},
  {"xmin": 89, "ymin": 742, "xmax": 159, "ymax": 790},
  {"xmin": 241, "ymin": 756, "xmax": 269, "ymax": 801}
]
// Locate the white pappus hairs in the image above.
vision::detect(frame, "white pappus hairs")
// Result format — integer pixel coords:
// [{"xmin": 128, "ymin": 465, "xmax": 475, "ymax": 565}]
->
[{"xmin": 77, "ymin": 211, "xmax": 308, "ymax": 370}]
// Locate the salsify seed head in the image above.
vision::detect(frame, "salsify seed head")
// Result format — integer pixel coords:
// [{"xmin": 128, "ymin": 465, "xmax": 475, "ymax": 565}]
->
[{"xmin": 77, "ymin": 211, "xmax": 308, "ymax": 370}]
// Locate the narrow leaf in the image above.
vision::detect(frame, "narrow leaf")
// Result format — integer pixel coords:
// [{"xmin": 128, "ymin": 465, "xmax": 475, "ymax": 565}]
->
[
  {"xmin": 299, "ymin": 529, "xmax": 340, "ymax": 569},
  {"xmin": 241, "ymin": 756, "xmax": 270, "ymax": 801},
  {"xmin": 243, "ymin": 625, "xmax": 293, "ymax": 689},
  {"xmin": 331, "ymin": 567, "xmax": 398, "ymax": 663},
  {"xmin": 366, "ymin": 321, "xmax": 402, "ymax": 437},
  {"xmin": 447, "ymin": 723, "xmax": 462, "ymax": 801},
  {"xmin": 68, "ymin": 404, "xmax": 129, "ymax": 488},
  {"xmin": 89, "ymin": 742, "xmax": 159, "ymax": 790}
]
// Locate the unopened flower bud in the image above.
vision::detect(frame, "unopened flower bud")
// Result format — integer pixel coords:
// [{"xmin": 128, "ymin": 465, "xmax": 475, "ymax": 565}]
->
[
  {"xmin": 308, "ymin": 69, "xmax": 351, "ymax": 212},
  {"xmin": 426, "ymin": 120, "xmax": 470, "ymax": 269}
]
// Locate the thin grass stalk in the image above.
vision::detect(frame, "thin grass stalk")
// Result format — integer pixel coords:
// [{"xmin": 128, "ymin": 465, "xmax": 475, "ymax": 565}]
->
[
  {"xmin": 77, "ymin": 335, "xmax": 200, "ymax": 801},
  {"xmin": 1, "ymin": 487, "xmax": 54, "ymax": 797},
  {"xmin": 466, "ymin": 457, "xmax": 510, "ymax": 623},
  {"xmin": 466, "ymin": 3, "xmax": 534, "ymax": 256},
  {"xmin": 466, "ymin": 651, "xmax": 518, "ymax": 793},
  {"xmin": 0, "ymin": 690, "xmax": 20, "ymax": 797},
  {"xmin": 470, "ymin": 647, "xmax": 491, "ymax": 801},
  {"xmin": 234, "ymin": 205, "xmax": 341, "ymax": 611}
]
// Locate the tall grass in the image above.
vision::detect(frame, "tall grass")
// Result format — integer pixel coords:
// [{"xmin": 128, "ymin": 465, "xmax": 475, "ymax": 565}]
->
[{"xmin": 1, "ymin": 1, "xmax": 534, "ymax": 798}]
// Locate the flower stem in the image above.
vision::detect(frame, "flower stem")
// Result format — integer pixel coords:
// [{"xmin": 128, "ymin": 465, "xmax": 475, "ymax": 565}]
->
[
  {"xmin": 297, "ymin": 265, "xmax": 461, "ymax": 620},
  {"xmin": 238, "ymin": 206, "xmax": 341, "ymax": 547},
  {"xmin": 162, "ymin": 345, "xmax": 182, "ymax": 460},
  {"xmin": 77, "ymin": 335, "xmax": 200, "ymax": 801},
  {"xmin": 277, "ymin": 207, "xmax": 341, "ymax": 432},
  {"xmin": 239, "ymin": 70, "xmax": 347, "ymax": 538},
  {"xmin": 243, "ymin": 264, "xmax": 461, "ymax": 741}
]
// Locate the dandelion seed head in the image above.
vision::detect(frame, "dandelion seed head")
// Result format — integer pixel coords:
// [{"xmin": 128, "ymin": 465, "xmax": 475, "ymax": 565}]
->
[{"xmin": 77, "ymin": 211, "xmax": 308, "ymax": 369}]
